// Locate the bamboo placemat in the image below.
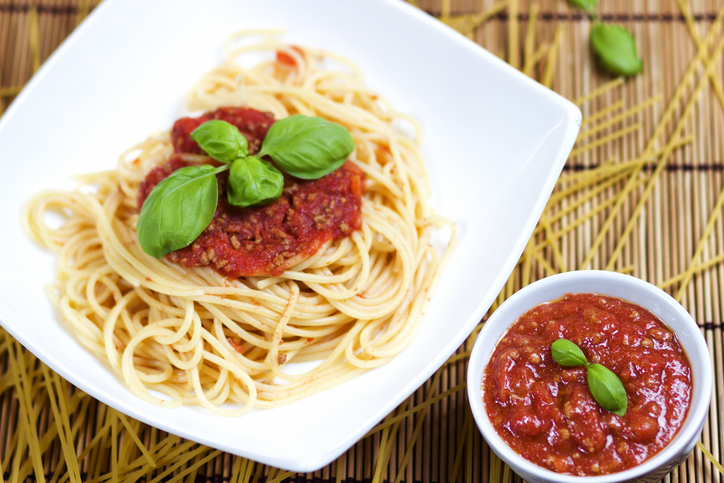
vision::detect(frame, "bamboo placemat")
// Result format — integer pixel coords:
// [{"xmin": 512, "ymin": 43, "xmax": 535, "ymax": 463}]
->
[{"xmin": 3, "ymin": 0, "xmax": 724, "ymax": 481}]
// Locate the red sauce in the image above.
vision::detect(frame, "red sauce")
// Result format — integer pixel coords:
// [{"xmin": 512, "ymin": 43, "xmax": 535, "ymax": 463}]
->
[
  {"xmin": 276, "ymin": 46, "xmax": 305, "ymax": 67},
  {"xmin": 483, "ymin": 293, "xmax": 692, "ymax": 476},
  {"xmin": 138, "ymin": 107, "xmax": 364, "ymax": 277}
]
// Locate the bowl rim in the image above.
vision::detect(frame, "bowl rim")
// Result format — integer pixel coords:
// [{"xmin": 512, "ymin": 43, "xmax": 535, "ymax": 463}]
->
[{"xmin": 466, "ymin": 270, "xmax": 713, "ymax": 482}]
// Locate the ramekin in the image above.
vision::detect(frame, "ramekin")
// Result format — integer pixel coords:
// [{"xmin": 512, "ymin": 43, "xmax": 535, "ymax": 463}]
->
[{"xmin": 467, "ymin": 270, "xmax": 712, "ymax": 483}]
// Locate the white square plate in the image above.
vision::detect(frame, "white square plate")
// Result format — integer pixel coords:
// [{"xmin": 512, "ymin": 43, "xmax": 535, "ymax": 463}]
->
[{"xmin": 0, "ymin": 0, "xmax": 580, "ymax": 472}]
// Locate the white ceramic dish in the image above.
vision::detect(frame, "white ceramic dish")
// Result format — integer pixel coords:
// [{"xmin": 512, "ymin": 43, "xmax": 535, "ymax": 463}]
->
[
  {"xmin": 467, "ymin": 271, "xmax": 712, "ymax": 483},
  {"xmin": 0, "ymin": 0, "xmax": 580, "ymax": 472}
]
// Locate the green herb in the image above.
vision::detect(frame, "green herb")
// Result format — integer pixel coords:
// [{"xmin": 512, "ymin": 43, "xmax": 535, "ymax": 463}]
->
[
  {"xmin": 587, "ymin": 363, "xmax": 627, "ymax": 416},
  {"xmin": 227, "ymin": 156, "xmax": 284, "ymax": 208},
  {"xmin": 551, "ymin": 339, "xmax": 588, "ymax": 366},
  {"xmin": 137, "ymin": 165, "xmax": 225, "ymax": 258},
  {"xmin": 138, "ymin": 115, "xmax": 355, "ymax": 258},
  {"xmin": 566, "ymin": 0, "xmax": 597, "ymax": 13},
  {"xmin": 562, "ymin": 0, "xmax": 643, "ymax": 78},
  {"xmin": 190, "ymin": 119, "xmax": 249, "ymax": 163},
  {"xmin": 258, "ymin": 115, "xmax": 355, "ymax": 179},
  {"xmin": 550, "ymin": 338, "xmax": 627, "ymax": 416},
  {"xmin": 590, "ymin": 23, "xmax": 643, "ymax": 76}
]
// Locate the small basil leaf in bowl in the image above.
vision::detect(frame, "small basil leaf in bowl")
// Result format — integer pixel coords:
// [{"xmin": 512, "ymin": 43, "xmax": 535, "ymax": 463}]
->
[
  {"xmin": 587, "ymin": 363, "xmax": 628, "ymax": 416},
  {"xmin": 590, "ymin": 23, "xmax": 643, "ymax": 76},
  {"xmin": 227, "ymin": 156, "xmax": 284, "ymax": 208},
  {"xmin": 137, "ymin": 165, "xmax": 224, "ymax": 258},
  {"xmin": 551, "ymin": 339, "xmax": 588, "ymax": 367},
  {"xmin": 258, "ymin": 115, "xmax": 354, "ymax": 180},
  {"xmin": 190, "ymin": 119, "xmax": 249, "ymax": 163}
]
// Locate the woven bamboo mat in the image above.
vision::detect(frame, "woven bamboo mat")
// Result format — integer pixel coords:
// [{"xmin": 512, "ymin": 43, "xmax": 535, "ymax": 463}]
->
[{"xmin": 3, "ymin": 0, "xmax": 724, "ymax": 481}]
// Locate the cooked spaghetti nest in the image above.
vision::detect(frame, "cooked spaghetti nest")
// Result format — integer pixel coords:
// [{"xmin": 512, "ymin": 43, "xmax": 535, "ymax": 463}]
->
[{"xmin": 22, "ymin": 31, "xmax": 457, "ymax": 416}]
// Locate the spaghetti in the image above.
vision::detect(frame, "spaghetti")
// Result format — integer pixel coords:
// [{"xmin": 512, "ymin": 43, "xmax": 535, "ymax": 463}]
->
[{"xmin": 22, "ymin": 31, "xmax": 456, "ymax": 416}]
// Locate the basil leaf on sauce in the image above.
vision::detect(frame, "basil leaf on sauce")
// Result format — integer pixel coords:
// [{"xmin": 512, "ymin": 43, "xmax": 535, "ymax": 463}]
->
[
  {"xmin": 590, "ymin": 23, "xmax": 643, "ymax": 76},
  {"xmin": 587, "ymin": 363, "xmax": 628, "ymax": 416},
  {"xmin": 137, "ymin": 165, "xmax": 224, "ymax": 258},
  {"xmin": 227, "ymin": 156, "xmax": 284, "ymax": 208},
  {"xmin": 138, "ymin": 114, "xmax": 354, "ymax": 257},
  {"xmin": 567, "ymin": 0, "xmax": 597, "ymax": 13},
  {"xmin": 550, "ymin": 338, "xmax": 628, "ymax": 416},
  {"xmin": 258, "ymin": 115, "xmax": 354, "ymax": 179},
  {"xmin": 190, "ymin": 120, "xmax": 249, "ymax": 163},
  {"xmin": 551, "ymin": 339, "xmax": 588, "ymax": 367}
]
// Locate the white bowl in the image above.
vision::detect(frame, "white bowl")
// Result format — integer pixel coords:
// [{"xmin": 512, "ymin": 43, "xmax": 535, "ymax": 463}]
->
[{"xmin": 467, "ymin": 271, "xmax": 712, "ymax": 483}]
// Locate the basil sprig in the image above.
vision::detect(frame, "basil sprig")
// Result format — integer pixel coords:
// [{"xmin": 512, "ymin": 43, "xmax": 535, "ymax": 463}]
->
[
  {"xmin": 137, "ymin": 165, "xmax": 225, "ymax": 258},
  {"xmin": 550, "ymin": 339, "xmax": 587, "ymax": 366},
  {"xmin": 565, "ymin": 0, "xmax": 643, "ymax": 77},
  {"xmin": 587, "ymin": 364, "xmax": 627, "ymax": 416},
  {"xmin": 550, "ymin": 338, "xmax": 627, "ymax": 416},
  {"xmin": 190, "ymin": 119, "xmax": 249, "ymax": 163},
  {"xmin": 590, "ymin": 23, "xmax": 643, "ymax": 77},
  {"xmin": 137, "ymin": 115, "xmax": 355, "ymax": 258},
  {"xmin": 228, "ymin": 156, "xmax": 284, "ymax": 208},
  {"xmin": 258, "ymin": 115, "xmax": 355, "ymax": 180}
]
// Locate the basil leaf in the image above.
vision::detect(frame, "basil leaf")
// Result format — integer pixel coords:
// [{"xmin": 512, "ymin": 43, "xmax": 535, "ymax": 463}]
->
[
  {"xmin": 551, "ymin": 339, "xmax": 588, "ymax": 367},
  {"xmin": 587, "ymin": 363, "xmax": 627, "ymax": 416},
  {"xmin": 227, "ymin": 156, "xmax": 284, "ymax": 208},
  {"xmin": 190, "ymin": 120, "xmax": 249, "ymax": 163},
  {"xmin": 137, "ymin": 165, "xmax": 224, "ymax": 258},
  {"xmin": 590, "ymin": 23, "xmax": 643, "ymax": 76},
  {"xmin": 258, "ymin": 115, "xmax": 354, "ymax": 180},
  {"xmin": 567, "ymin": 0, "xmax": 596, "ymax": 12}
]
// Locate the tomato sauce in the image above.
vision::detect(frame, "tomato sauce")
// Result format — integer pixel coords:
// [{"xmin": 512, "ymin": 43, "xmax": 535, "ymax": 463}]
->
[
  {"xmin": 276, "ymin": 46, "xmax": 305, "ymax": 67},
  {"xmin": 483, "ymin": 293, "xmax": 692, "ymax": 476},
  {"xmin": 138, "ymin": 107, "xmax": 364, "ymax": 277}
]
